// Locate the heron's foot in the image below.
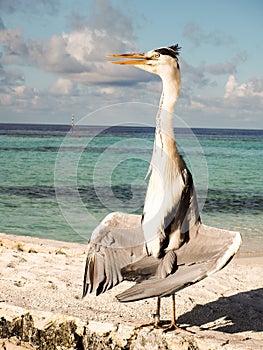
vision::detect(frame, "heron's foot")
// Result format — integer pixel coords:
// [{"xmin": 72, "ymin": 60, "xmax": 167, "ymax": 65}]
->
[
  {"xmin": 163, "ymin": 321, "xmax": 194, "ymax": 334},
  {"xmin": 155, "ymin": 321, "xmax": 170, "ymax": 329},
  {"xmin": 151, "ymin": 314, "xmax": 177, "ymax": 329},
  {"xmin": 134, "ymin": 321, "xmax": 155, "ymax": 330},
  {"xmin": 134, "ymin": 314, "xmax": 162, "ymax": 330},
  {"xmin": 134, "ymin": 321, "xmax": 193, "ymax": 333}
]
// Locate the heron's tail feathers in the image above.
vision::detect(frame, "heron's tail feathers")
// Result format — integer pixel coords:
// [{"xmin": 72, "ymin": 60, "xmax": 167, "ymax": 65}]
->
[
  {"xmin": 121, "ymin": 255, "xmax": 158, "ymax": 282},
  {"xmin": 121, "ymin": 249, "xmax": 178, "ymax": 282}
]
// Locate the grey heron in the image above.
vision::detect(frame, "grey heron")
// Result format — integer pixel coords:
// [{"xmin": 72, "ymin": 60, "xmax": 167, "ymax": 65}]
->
[{"xmin": 82, "ymin": 45, "xmax": 242, "ymax": 330}]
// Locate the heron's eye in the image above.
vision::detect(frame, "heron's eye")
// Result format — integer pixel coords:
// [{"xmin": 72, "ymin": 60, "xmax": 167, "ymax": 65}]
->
[{"xmin": 153, "ymin": 53, "xmax": 160, "ymax": 59}]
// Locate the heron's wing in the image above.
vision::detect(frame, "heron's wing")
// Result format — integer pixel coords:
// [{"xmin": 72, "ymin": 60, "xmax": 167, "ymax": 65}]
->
[
  {"xmin": 117, "ymin": 223, "xmax": 242, "ymax": 302},
  {"xmin": 83, "ymin": 212, "xmax": 144, "ymax": 297},
  {"xmin": 121, "ymin": 249, "xmax": 177, "ymax": 282}
]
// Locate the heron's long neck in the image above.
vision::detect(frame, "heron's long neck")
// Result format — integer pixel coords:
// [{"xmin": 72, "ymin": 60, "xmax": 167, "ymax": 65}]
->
[{"xmin": 154, "ymin": 77, "xmax": 180, "ymax": 156}]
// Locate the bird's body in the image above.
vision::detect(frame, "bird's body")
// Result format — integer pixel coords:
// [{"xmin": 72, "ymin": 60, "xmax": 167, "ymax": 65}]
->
[{"xmin": 82, "ymin": 45, "xmax": 242, "ymax": 328}]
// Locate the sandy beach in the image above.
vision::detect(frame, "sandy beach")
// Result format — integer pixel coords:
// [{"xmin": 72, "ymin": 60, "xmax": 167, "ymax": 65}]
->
[{"xmin": 0, "ymin": 232, "xmax": 262, "ymax": 349}]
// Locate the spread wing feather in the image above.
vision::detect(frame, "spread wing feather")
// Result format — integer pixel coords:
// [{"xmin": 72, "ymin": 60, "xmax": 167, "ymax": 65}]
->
[
  {"xmin": 117, "ymin": 223, "xmax": 242, "ymax": 302},
  {"xmin": 82, "ymin": 212, "xmax": 144, "ymax": 297}
]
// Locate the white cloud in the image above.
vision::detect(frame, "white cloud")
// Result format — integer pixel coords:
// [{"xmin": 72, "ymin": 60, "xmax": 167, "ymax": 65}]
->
[
  {"xmin": 62, "ymin": 29, "xmax": 94, "ymax": 65},
  {"xmin": 0, "ymin": 0, "xmax": 151, "ymax": 122},
  {"xmin": 14, "ymin": 85, "xmax": 27, "ymax": 95},
  {"xmin": 224, "ymin": 75, "xmax": 239, "ymax": 98},
  {"xmin": 224, "ymin": 75, "xmax": 263, "ymax": 99},
  {"xmin": 0, "ymin": 84, "xmax": 39, "ymax": 110},
  {"xmin": 0, "ymin": 11, "xmax": 145, "ymax": 85},
  {"xmin": 189, "ymin": 100, "xmax": 206, "ymax": 110},
  {"xmin": 99, "ymin": 87, "xmax": 116, "ymax": 95},
  {"xmin": 0, "ymin": 93, "xmax": 13, "ymax": 105},
  {"xmin": 50, "ymin": 78, "xmax": 75, "ymax": 95}
]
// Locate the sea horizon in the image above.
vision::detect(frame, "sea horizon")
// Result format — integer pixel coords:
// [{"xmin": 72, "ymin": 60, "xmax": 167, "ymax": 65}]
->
[{"xmin": 0, "ymin": 122, "xmax": 262, "ymax": 131}]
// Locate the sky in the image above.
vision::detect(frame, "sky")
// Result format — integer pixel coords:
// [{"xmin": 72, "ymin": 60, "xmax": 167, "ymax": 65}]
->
[{"xmin": 0, "ymin": 0, "xmax": 262, "ymax": 128}]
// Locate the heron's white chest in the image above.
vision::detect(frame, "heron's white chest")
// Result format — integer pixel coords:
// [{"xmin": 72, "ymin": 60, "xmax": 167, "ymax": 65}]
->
[{"xmin": 142, "ymin": 139, "xmax": 185, "ymax": 256}]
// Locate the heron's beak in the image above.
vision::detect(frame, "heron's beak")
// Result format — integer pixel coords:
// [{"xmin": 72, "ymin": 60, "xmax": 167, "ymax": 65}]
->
[{"xmin": 108, "ymin": 52, "xmax": 151, "ymax": 65}]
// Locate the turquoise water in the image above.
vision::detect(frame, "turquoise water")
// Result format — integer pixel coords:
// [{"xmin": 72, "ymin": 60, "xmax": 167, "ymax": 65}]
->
[{"xmin": 0, "ymin": 124, "xmax": 262, "ymax": 252}]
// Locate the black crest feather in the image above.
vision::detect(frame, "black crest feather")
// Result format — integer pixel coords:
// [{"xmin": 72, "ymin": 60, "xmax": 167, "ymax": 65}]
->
[{"xmin": 155, "ymin": 44, "xmax": 181, "ymax": 60}]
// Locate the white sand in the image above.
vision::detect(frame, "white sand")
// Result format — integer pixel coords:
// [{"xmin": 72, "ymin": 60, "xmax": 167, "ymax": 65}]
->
[{"xmin": 0, "ymin": 232, "xmax": 262, "ymax": 349}]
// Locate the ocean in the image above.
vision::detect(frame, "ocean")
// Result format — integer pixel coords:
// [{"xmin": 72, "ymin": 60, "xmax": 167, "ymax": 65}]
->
[{"xmin": 0, "ymin": 123, "xmax": 262, "ymax": 253}]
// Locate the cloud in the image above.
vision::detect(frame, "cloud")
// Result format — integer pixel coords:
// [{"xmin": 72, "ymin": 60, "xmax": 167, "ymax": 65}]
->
[
  {"xmin": 62, "ymin": 29, "xmax": 94, "ymax": 65},
  {"xmin": 0, "ymin": 62, "xmax": 25, "ymax": 89},
  {"xmin": 0, "ymin": 0, "xmax": 152, "ymax": 122},
  {"xmin": 50, "ymin": 78, "xmax": 78, "ymax": 96},
  {"xmin": 0, "ymin": 16, "xmax": 5, "ymax": 30},
  {"xmin": 224, "ymin": 75, "xmax": 244, "ymax": 98},
  {"xmin": 181, "ymin": 60, "xmax": 213, "ymax": 89},
  {"xmin": 180, "ymin": 50, "xmax": 248, "ymax": 102},
  {"xmin": 0, "ymin": 28, "xmax": 29, "ymax": 63},
  {"xmin": 0, "ymin": 0, "xmax": 60, "ymax": 15},
  {"xmin": 0, "ymin": 84, "xmax": 39, "ymax": 110},
  {"xmin": 1, "ymin": 0, "xmax": 261, "ymax": 128},
  {"xmin": 99, "ymin": 86, "xmax": 117, "ymax": 95},
  {"xmin": 0, "ymin": 28, "xmax": 86, "ymax": 73},
  {"xmin": 0, "ymin": 0, "xmax": 147, "ymax": 85},
  {"xmin": 183, "ymin": 22, "xmax": 234, "ymax": 47},
  {"xmin": 66, "ymin": 12, "xmax": 88, "ymax": 31},
  {"xmin": 88, "ymin": 0, "xmax": 135, "ymax": 38},
  {"xmin": 205, "ymin": 52, "xmax": 247, "ymax": 75},
  {"xmin": 176, "ymin": 73, "xmax": 263, "ymax": 128},
  {"xmin": 224, "ymin": 75, "xmax": 263, "ymax": 99}
]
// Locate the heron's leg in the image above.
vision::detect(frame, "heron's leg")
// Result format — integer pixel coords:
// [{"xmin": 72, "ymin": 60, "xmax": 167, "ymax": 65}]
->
[
  {"xmin": 171, "ymin": 293, "xmax": 176, "ymax": 327},
  {"xmin": 134, "ymin": 297, "xmax": 161, "ymax": 329},
  {"xmin": 163, "ymin": 294, "xmax": 179, "ymax": 331},
  {"xmin": 164, "ymin": 294, "xmax": 194, "ymax": 333},
  {"xmin": 152, "ymin": 297, "xmax": 161, "ymax": 326}
]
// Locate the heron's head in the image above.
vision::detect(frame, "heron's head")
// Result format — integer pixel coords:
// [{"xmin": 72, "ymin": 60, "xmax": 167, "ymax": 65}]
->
[{"xmin": 109, "ymin": 44, "xmax": 181, "ymax": 82}]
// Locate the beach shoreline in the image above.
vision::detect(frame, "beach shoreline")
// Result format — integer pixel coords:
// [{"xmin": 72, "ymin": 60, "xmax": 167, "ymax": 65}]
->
[{"xmin": 0, "ymin": 232, "xmax": 262, "ymax": 349}]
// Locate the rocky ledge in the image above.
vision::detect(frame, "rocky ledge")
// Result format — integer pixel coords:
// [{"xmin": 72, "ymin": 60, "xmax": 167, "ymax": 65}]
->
[
  {"xmin": 1, "ymin": 304, "xmax": 262, "ymax": 350},
  {"xmin": 0, "ymin": 304, "xmax": 198, "ymax": 350}
]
